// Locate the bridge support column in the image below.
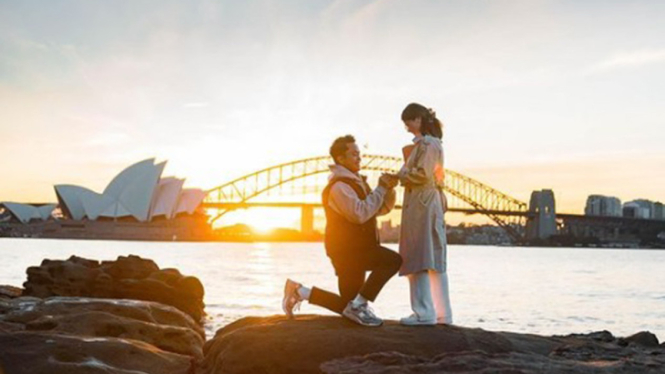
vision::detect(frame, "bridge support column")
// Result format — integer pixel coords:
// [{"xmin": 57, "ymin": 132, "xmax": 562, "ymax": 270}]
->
[
  {"xmin": 525, "ymin": 189, "xmax": 558, "ymax": 241},
  {"xmin": 301, "ymin": 206, "xmax": 314, "ymax": 235}
]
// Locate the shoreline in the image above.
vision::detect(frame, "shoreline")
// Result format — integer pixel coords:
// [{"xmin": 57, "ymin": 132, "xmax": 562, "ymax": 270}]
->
[{"xmin": 2, "ymin": 236, "xmax": 665, "ymax": 250}]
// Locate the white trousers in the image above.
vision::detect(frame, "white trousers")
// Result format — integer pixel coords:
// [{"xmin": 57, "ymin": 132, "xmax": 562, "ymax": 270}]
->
[{"xmin": 407, "ymin": 270, "xmax": 453, "ymax": 324}]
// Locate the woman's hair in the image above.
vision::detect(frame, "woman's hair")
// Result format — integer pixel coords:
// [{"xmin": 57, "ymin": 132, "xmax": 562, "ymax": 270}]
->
[{"xmin": 401, "ymin": 103, "xmax": 443, "ymax": 139}]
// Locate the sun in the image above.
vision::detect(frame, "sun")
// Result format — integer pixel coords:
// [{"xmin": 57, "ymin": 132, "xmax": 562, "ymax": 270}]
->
[
  {"xmin": 250, "ymin": 214, "xmax": 279, "ymax": 234},
  {"xmin": 215, "ymin": 207, "xmax": 301, "ymax": 233}
]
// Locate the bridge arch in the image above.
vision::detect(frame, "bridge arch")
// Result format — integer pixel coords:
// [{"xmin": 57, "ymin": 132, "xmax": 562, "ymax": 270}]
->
[{"xmin": 204, "ymin": 155, "xmax": 528, "ymax": 241}]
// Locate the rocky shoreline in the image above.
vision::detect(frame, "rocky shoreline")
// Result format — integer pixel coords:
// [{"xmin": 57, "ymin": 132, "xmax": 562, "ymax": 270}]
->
[{"xmin": 2, "ymin": 255, "xmax": 664, "ymax": 373}]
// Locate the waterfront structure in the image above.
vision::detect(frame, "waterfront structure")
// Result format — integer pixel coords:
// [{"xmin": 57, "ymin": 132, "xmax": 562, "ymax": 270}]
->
[
  {"xmin": 378, "ymin": 220, "xmax": 400, "ymax": 242},
  {"xmin": 585, "ymin": 195, "xmax": 622, "ymax": 217},
  {"xmin": 0, "ymin": 159, "xmax": 210, "ymax": 240},
  {"xmin": 623, "ymin": 200, "xmax": 655, "ymax": 219},
  {"xmin": 525, "ymin": 189, "xmax": 557, "ymax": 240},
  {"xmin": 623, "ymin": 202, "xmax": 650, "ymax": 219},
  {"xmin": 1, "ymin": 159, "xmax": 206, "ymax": 226},
  {"xmin": 0, "ymin": 203, "xmax": 57, "ymax": 223},
  {"xmin": 55, "ymin": 159, "xmax": 206, "ymax": 222},
  {"xmin": 655, "ymin": 202, "xmax": 665, "ymax": 221}
]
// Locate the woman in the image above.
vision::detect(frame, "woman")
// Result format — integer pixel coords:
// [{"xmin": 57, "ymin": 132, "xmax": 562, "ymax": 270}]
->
[{"xmin": 395, "ymin": 102, "xmax": 452, "ymax": 326}]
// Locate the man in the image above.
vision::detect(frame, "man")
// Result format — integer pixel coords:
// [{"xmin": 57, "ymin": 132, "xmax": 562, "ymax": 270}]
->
[{"xmin": 282, "ymin": 135, "xmax": 402, "ymax": 326}]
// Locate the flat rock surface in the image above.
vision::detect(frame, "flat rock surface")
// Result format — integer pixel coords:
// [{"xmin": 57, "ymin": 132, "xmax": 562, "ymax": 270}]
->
[
  {"xmin": 200, "ymin": 315, "xmax": 665, "ymax": 374},
  {"xmin": 0, "ymin": 297, "xmax": 203, "ymax": 373},
  {"xmin": 0, "ymin": 332, "xmax": 193, "ymax": 374},
  {"xmin": 0, "ymin": 296, "xmax": 204, "ymax": 337}
]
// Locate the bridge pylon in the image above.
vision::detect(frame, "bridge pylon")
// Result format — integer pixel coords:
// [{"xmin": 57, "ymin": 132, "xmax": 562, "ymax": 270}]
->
[
  {"xmin": 301, "ymin": 206, "xmax": 315, "ymax": 235},
  {"xmin": 525, "ymin": 189, "xmax": 558, "ymax": 240}
]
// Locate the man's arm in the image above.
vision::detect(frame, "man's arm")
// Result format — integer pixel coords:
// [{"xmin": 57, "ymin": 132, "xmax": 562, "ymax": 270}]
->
[
  {"xmin": 328, "ymin": 182, "xmax": 388, "ymax": 224},
  {"xmin": 377, "ymin": 188, "xmax": 396, "ymax": 216}
]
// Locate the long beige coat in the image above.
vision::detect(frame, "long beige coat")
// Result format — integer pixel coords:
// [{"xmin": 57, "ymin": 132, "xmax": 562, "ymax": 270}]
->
[{"xmin": 397, "ymin": 135, "xmax": 447, "ymax": 276}]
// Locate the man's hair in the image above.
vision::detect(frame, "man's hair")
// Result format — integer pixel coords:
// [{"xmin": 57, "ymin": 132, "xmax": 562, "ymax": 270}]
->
[{"xmin": 329, "ymin": 135, "xmax": 356, "ymax": 164}]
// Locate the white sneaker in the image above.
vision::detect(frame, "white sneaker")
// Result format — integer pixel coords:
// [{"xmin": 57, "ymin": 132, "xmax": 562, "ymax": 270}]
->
[
  {"xmin": 282, "ymin": 279, "xmax": 303, "ymax": 318},
  {"xmin": 342, "ymin": 302, "xmax": 383, "ymax": 327},
  {"xmin": 400, "ymin": 314, "xmax": 436, "ymax": 326},
  {"xmin": 361, "ymin": 303, "xmax": 383, "ymax": 325}
]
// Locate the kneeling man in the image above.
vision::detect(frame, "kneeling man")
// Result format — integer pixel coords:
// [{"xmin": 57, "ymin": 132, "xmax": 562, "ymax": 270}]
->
[{"xmin": 283, "ymin": 135, "xmax": 402, "ymax": 326}]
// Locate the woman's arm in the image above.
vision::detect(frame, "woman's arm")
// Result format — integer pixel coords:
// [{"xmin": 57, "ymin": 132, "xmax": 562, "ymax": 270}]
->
[{"xmin": 398, "ymin": 141, "xmax": 439, "ymax": 187}]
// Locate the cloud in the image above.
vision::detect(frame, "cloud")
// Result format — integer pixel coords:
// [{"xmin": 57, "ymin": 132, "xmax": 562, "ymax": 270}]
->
[
  {"xmin": 183, "ymin": 102, "xmax": 210, "ymax": 108},
  {"xmin": 590, "ymin": 49, "xmax": 665, "ymax": 73}
]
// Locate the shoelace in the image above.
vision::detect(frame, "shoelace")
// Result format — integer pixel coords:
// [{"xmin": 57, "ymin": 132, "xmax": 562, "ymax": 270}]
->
[
  {"xmin": 363, "ymin": 303, "xmax": 375, "ymax": 315},
  {"xmin": 359, "ymin": 303, "xmax": 380, "ymax": 321}
]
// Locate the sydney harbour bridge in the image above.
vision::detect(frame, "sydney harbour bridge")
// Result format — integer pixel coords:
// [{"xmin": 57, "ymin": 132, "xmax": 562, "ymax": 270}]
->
[
  {"xmin": 202, "ymin": 155, "xmax": 665, "ymax": 244},
  {"xmin": 203, "ymin": 155, "xmax": 538, "ymax": 243}
]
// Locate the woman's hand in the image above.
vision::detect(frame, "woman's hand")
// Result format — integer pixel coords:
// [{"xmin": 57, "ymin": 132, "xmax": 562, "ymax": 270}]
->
[{"xmin": 379, "ymin": 173, "xmax": 399, "ymax": 189}]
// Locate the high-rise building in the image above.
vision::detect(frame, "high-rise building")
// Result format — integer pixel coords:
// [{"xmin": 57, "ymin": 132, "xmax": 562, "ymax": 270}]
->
[
  {"xmin": 624, "ymin": 199, "xmax": 656, "ymax": 219},
  {"xmin": 623, "ymin": 201, "xmax": 652, "ymax": 219},
  {"xmin": 654, "ymin": 202, "xmax": 665, "ymax": 221},
  {"xmin": 585, "ymin": 195, "xmax": 622, "ymax": 217}
]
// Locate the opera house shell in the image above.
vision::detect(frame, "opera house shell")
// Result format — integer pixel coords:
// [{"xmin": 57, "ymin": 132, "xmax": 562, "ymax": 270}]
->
[
  {"xmin": 1, "ymin": 202, "xmax": 57, "ymax": 224},
  {"xmin": 1, "ymin": 158, "xmax": 211, "ymax": 240},
  {"xmin": 54, "ymin": 158, "xmax": 207, "ymax": 222}
]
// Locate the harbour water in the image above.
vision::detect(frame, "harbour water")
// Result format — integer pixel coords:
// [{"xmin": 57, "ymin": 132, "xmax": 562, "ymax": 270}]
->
[{"xmin": 1, "ymin": 238, "xmax": 664, "ymax": 340}]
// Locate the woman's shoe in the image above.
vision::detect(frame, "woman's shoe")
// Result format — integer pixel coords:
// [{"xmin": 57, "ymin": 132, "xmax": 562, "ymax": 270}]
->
[
  {"xmin": 436, "ymin": 317, "xmax": 453, "ymax": 325},
  {"xmin": 400, "ymin": 314, "xmax": 436, "ymax": 326}
]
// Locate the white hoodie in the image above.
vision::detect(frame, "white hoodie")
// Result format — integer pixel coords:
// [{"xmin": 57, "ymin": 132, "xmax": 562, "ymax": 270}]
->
[{"xmin": 326, "ymin": 164, "xmax": 396, "ymax": 225}]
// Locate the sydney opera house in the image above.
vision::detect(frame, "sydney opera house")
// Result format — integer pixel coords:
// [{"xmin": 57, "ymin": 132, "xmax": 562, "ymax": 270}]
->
[{"xmin": 0, "ymin": 159, "xmax": 211, "ymax": 240}]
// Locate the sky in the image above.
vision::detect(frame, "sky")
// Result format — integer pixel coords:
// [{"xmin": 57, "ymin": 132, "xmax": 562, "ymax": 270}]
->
[{"xmin": 1, "ymin": 0, "xmax": 664, "ymax": 222}]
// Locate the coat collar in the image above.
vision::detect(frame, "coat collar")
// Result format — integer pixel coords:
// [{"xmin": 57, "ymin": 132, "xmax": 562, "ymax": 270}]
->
[
  {"xmin": 413, "ymin": 134, "xmax": 441, "ymax": 145},
  {"xmin": 328, "ymin": 164, "xmax": 367, "ymax": 183}
]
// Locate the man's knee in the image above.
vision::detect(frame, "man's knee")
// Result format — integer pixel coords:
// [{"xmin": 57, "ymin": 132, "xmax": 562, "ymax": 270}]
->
[
  {"xmin": 390, "ymin": 251, "xmax": 403, "ymax": 273},
  {"xmin": 379, "ymin": 247, "xmax": 402, "ymax": 273}
]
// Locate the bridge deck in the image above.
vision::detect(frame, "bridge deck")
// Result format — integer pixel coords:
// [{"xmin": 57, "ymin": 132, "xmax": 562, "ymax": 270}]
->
[{"xmin": 201, "ymin": 202, "xmax": 532, "ymax": 217}]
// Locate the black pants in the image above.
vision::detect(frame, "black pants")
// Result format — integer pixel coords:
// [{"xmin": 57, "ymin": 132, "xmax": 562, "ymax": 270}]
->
[{"xmin": 309, "ymin": 246, "xmax": 402, "ymax": 314}]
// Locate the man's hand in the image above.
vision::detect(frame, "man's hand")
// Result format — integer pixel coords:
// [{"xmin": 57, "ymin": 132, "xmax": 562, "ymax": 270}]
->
[{"xmin": 379, "ymin": 173, "xmax": 399, "ymax": 189}]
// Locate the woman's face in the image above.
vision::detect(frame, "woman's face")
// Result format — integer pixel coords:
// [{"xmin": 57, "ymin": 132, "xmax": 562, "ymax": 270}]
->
[{"xmin": 403, "ymin": 117, "xmax": 422, "ymax": 135}]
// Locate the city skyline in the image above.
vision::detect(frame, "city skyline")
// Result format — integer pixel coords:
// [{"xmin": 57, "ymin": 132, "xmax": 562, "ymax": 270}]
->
[{"xmin": 1, "ymin": 0, "xmax": 664, "ymax": 218}]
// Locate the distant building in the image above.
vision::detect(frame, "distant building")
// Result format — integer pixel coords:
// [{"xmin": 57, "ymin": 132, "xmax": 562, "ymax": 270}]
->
[
  {"xmin": 0, "ymin": 203, "xmax": 57, "ymax": 224},
  {"xmin": 54, "ymin": 158, "xmax": 206, "ymax": 222},
  {"xmin": 623, "ymin": 202, "xmax": 651, "ymax": 219},
  {"xmin": 585, "ymin": 195, "xmax": 622, "ymax": 217},
  {"xmin": 2, "ymin": 159, "xmax": 207, "ymax": 225},
  {"xmin": 654, "ymin": 202, "xmax": 665, "ymax": 221},
  {"xmin": 446, "ymin": 223, "xmax": 512, "ymax": 245},
  {"xmin": 378, "ymin": 220, "xmax": 400, "ymax": 243}
]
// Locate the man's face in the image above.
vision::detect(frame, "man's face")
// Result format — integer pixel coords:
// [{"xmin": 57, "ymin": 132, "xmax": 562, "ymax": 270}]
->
[{"xmin": 339, "ymin": 143, "xmax": 361, "ymax": 173}]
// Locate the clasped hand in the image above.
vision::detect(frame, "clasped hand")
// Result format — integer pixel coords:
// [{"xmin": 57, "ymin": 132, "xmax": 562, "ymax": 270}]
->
[{"xmin": 379, "ymin": 173, "xmax": 399, "ymax": 189}]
